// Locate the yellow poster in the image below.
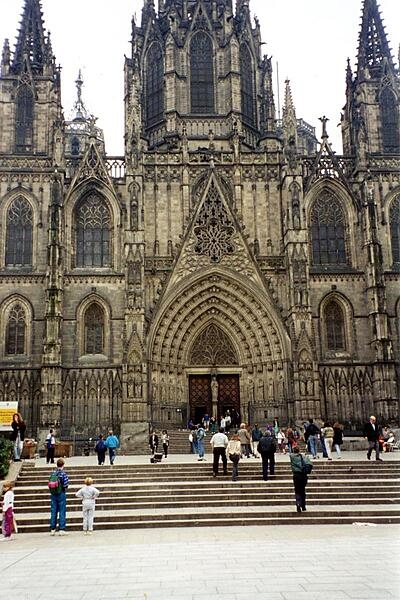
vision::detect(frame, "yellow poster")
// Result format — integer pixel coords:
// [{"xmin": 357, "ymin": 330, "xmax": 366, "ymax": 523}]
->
[{"xmin": 0, "ymin": 402, "xmax": 18, "ymax": 431}]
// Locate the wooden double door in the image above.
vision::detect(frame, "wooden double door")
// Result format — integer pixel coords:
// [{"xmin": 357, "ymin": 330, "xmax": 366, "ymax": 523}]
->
[{"xmin": 189, "ymin": 374, "xmax": 240, "ymax": 424}]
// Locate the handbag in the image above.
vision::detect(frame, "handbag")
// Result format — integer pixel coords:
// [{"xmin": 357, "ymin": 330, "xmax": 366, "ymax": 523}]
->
[{"xmin": 300, "ymin": 454, "xmax": 313, "ymax": 475}]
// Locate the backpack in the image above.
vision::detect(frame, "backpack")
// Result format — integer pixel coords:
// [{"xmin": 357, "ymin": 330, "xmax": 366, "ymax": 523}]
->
[
  {"xmin": 300, "ymin": 455, "xmax": 313, "ymax": 475},
  {"xmin": 46, "ymin": 436, "xmax": 54, "ymax": 449},
  {"xmin": 95, "ymin": 440, "xmax": 106, "ymax": 453},
  {"xmin": 48, "ymin": 471, "xmax": 63, "ymax": 495}
]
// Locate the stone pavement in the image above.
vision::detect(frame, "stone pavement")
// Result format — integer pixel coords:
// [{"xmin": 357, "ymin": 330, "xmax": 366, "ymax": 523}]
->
[{"xmin": 0, "ymin": 524, "xmax": 399, "ymax": 600}]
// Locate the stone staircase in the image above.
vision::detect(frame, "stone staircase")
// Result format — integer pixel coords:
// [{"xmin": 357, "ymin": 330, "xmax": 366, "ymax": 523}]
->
[{"xmin": 12, "ymin": 460, "xmax": 400, "ymax": 532}]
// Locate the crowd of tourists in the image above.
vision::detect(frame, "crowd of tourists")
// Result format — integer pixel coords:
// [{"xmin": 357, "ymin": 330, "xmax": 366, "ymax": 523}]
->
[{"xmin": 1, "ymin": 412, "xmax": 397, "ymax": 540}]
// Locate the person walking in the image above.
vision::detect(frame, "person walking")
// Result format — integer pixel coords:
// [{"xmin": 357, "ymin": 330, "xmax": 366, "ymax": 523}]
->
[
  {"xmin": 1, "ymin": 481, "xmax": 15, "ymax": 541},
  {"xmin": 49, "ymin": 458, "xmax": 69, "ymax": 535},
  {"xmin": 238, "ymin": 423, "xmax": 251, "ymax": 458},
  {"xmin": 10, "ymin": 413, "xmax": 26, "ymax": 462},
  {"xmin": 45, "ymin": 429, "xmax": 56, "ymax": 464},
  {"xmin": 75, "ymin": 477, "xmax": 100, "ymax": 535},
  {"xmin": 210, "ymin": 427, "xmax": 228, "ymax": 477},
  {"xmin": 304, "ymin": 418, "xmax": 320, "ymax": 459},
  {"xmin": 94, "ymin": 435, "xmax": 107, "ymax": 465},
  {"xmin": 105, "ymin": 430, "xmax": 120, "ymax": 465},
  {"xmin": 257, "ymin": 430, "xmax": 277, "ymax": 481},
  {"xmin": 332, "ymin": 422, "xmax": 344, "ymax": 458},
  {"xmin": 251, "ymin": 423, "xmax": 262, "ymax": 457},
  {"xmin": 321, "ymin": 422, "xmax": 334, "ymax": 460},
  {"xmin": 289, "ymin": 446, "xmax": 312, "ymax": 512},
  {"xmin": 363, "ymin": 415, "xmax": 383, "ymax": 461},
  {"xmin": 196, "ymin": 423, "xmax": 206, "ymax": 461},
  {"xmin": 161, "ymin": 430, "xmax": 170, "ymax": 458},
  {"xmin": 226, "ymin": 432, "xmax": 241, "ymax": 481}
]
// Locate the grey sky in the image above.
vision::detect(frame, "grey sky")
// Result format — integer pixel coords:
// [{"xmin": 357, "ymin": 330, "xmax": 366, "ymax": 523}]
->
[{"xmin": 0, "ymin": 0, "xmax": 399, "ymax": 154}]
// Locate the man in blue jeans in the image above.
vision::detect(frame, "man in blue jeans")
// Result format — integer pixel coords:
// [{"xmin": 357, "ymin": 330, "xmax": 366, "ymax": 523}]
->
[
  {"xmin": 50, "ymin": 458, "xmax": 69, "ymax": 536},
  {"xmin": 105, "ymin": 430, "xmax": 120, "ymax": 465},
  {"xmin": 196, "ymin": 424, "xmax": 206, "ymax": 461}
]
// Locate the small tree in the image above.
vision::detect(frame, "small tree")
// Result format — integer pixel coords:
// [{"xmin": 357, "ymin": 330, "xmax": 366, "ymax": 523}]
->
[{"xmin": 0, "ymin": 437, "xmax": 13, "ymax": 479}]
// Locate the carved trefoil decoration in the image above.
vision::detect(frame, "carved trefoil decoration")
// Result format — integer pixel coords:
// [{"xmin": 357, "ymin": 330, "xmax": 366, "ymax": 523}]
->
[
  {"xmin": 190, "ymin": 324, "xmax": 238, "ymax": 366},
  {"xmin": 193, "ymin": 182, "xmax": 235, "ymax": 263}
]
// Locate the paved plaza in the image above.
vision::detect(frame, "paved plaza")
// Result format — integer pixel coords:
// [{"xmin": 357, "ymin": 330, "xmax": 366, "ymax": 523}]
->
[{"xmin": 0, "ymin": 524, "xmax": 399, "ymax": 600}]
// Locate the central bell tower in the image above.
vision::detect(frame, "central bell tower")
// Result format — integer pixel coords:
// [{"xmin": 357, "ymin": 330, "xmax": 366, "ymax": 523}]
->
[{"xmin": 125, "ymin": 0, "xmax": 277, "ymax": 152}]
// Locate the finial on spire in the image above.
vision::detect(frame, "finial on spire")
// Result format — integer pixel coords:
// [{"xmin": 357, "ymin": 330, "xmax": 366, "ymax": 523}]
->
[{"xmin": 319, "ymin": 116, "xmax": 329, "ymax": 140}]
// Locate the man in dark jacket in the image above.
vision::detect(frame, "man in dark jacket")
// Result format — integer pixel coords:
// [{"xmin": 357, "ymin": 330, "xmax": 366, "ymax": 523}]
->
[
  {"xmin": 257, "ymin": 430, "xmax": 277, "ymax": 481},
  {"xmin": 363, "ymin": 415, "xmax": 383, "ymax": 461}
]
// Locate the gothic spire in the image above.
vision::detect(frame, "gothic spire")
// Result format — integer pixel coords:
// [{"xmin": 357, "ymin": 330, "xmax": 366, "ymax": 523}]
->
[
  {"xmin": 357, "ymin": 0, "xmax": 396, "ymax": 77},
  {"xmin": 11, "ymin": 0, "xmax": 50, "ymax": 75}
]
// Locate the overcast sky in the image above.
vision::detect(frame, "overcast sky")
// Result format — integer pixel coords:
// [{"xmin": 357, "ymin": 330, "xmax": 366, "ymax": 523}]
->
[{"xmin": 0, "ymin": 0, "xmax": 399, "ymax": 154}]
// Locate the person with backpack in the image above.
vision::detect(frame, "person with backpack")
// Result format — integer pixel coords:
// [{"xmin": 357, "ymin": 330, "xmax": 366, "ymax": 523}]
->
[
  {"xmin": 289, "ymin": 445, "xmax": 312, "ymax": 512},
  {"xmin": 45, "ymin": 429, "xmax": 56, "ymax": 464},
  {"xmin": 49, "ymin": 458, "xmax": 69, "ymax": 535},
  {"xmin": 105, "ymin": 430, "xmax": 120, "ymax": 465},
  {"xmin": 94, "ymin": 434, "xmax": 107, "ymax": 466}
]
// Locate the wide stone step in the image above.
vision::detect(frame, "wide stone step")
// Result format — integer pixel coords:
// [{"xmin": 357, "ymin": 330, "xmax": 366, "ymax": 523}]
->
[{"xmin": 14, "ymin": 506, "xmax": 400, "ymax": 533}]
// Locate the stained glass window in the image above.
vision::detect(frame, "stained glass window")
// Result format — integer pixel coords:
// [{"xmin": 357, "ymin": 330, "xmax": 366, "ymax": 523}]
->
[
  {"xmin": 146, "ymin": 44, "xmax": 164, "ymax": 127},
  {"xmin": 84, "ymin": 304, "xmax": 104, "ymax": 354},
  {"xmin": 6, "ymin": 305, "xmax": 26, "ymax": 355},
  {"xmin": 75, "ymin": 194, "xmax": 111, "ymax": 267},
  {"xmin": 190, "ymin": 32, "xmax": 215, "ymax": 114},
  {"xmin": 240, "ymin": 44, "xmax": 255, "ymax": 127},
  {"xmin": 390, "ymin": 195, "xmax": 400, "ymax": 264},
  {"xmin": 5, "ymin": 196, "xmax": 33, "ymax": 267},
  {"xmin": 325, "ymin": 301, "xmax": 345, "ymax": 351},
  {"xmin": 311, "ymin": 193, "xmax": 347, "ymax": 265},
  {"xmin": 15, "ymin": 85, "xmax": 34, "ymax": 153},
  {"xmin": 380, "ymin": 87, "xmax": 400, "ymax": 153}
]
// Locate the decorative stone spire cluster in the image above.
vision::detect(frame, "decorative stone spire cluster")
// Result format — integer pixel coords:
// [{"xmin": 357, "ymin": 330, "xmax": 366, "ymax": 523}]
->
[
  {"xmin": 11, "ymin": 0, "xmax": 55, "ymax": 75},
  {"xmin": 357, "ymin": 0, "xmax": 396, "ymax": 77}
]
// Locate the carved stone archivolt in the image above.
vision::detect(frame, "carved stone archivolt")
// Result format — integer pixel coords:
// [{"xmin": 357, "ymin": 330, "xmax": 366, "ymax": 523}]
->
[{"xmin": 148, "ymin": 270, "xmax": 290, "ymax": 370}]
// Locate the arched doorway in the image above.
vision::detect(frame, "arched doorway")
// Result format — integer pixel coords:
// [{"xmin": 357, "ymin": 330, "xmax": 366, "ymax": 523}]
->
[{"xmin": 188, "ymin": 323, "xmax": 240, "ymax": 423}]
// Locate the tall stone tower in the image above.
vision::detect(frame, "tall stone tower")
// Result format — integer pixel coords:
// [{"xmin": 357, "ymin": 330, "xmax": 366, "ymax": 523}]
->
[{"xmin": 0, "ymin": 0, "xmax": 398, "ymax": 450}]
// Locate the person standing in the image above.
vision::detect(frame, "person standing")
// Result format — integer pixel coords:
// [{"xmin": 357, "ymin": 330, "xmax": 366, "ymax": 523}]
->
[
  {"xmin": 363, "ymin": 415, "xmax": 383, "ymax": 461},
  {"xmin": 1, "ymin": 481, "xmax": 15, "ymax": 541},
  {"xmin": 149, "ymin": 430, "xmax": 159, "ymax": 455},
  {"xmin": 332, "ymin": 422, "xmax": 344, "ymax": 458},
  {"xmin": 49, "ymin": 458, "xmax": 69, "ymax": 535},
  {"xmin": 94, "ymin": 435, "xmax": 107, "ymax": 466},
  {"xmin": 210, "ymin": 427, "xmax": 228, "ymax": 477},
  {"xmin": 161, "ymin": 430, "xmax": 169, "ymax": 458},
  {"xmin": 226, "ymin": 432, "xmax": 241, "ymax": 481},
  {"xmin": 75, "ymin": 477, "xmax": 100, "ymax": 535},
  {"xmin": 196, "ymin": 423, "xmax": 206, "ymax": 461},
  {"xmin": 45, "ymin": 429, "xmax": 56, "ymax": 464},
  {"xmin": 257, "ymin": 430, "xmax": 277, "ymax": 481},
  {"xmin": 289, "ymin": 446, "xmax": 312, "ymax": 512},
  {"xmin": 10, "ymin": 413, "xmax": 26, "ymax": 462},
  {"xmin": 105, "ymin": 430, "xmax": 120, "ymax": 465},
  {"xmin": 321, "ymin": 422, "xmax": 334, "ymax": 460}
]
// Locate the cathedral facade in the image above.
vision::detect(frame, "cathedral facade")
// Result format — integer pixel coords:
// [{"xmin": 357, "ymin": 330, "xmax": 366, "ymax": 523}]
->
[{"xmin": 0, "ymin": 0, "xmax": 399, "ymax": 450}]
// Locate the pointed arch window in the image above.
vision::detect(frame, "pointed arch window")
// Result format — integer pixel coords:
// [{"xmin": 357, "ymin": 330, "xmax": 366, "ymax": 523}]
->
[
  {"xmin": 310, "ymin": 192, "xmax": 348, "ymax": 265},
  {"xmin": 190, "ymin": 323, "xmax": 238, "ymax": 365},
  {"xmin": 75, "ymin": 193, "xmax": 111, "ymax": 268},
  {"xmin": 190, "ymin": 32, "xmax": 215, "ymax": 114},
  {"xmin": 145, "ymin": 43, "xmax": 164, "ymax": 127},
  {"xmin": 325, "ymin": 301, "xmax": 346, "ymax": 351},
  {"xmin": 15, "ymin": 85, "xmax": 34, "ymax": 153},
  {"xmin": 5, "ymin": 304, "xmax": 26, "ymax": 355},
  {"xmin": 84, "ymin": 303, "xmax": 104, "ymax": 355},
  {"xmin": 5, "ymin": 196, "xmax": 33, "ymax": 267},
  {"xmin": 71, "ymin": 136, "xmax": 80, "ymax": 156},
  {"xmin": 380, "ymin": 87, "xmax": 400, "ymax": 153},
  {"xmin": 240, "ymin": 44, "xmax": 255, "ymax": 127},
  {"xmin": 390, "ymin": 195, "xmax": 400, "ymax": 265}
]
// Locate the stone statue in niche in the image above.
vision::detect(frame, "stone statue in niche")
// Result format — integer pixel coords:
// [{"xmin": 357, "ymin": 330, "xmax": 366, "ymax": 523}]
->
[
  {"xmin": 248, "ymin": 377, "xmax": 254, "ymax": 403},
  {"xmin": 134, "ymin": 366, "xmax": 142, "ymax": 397}
]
